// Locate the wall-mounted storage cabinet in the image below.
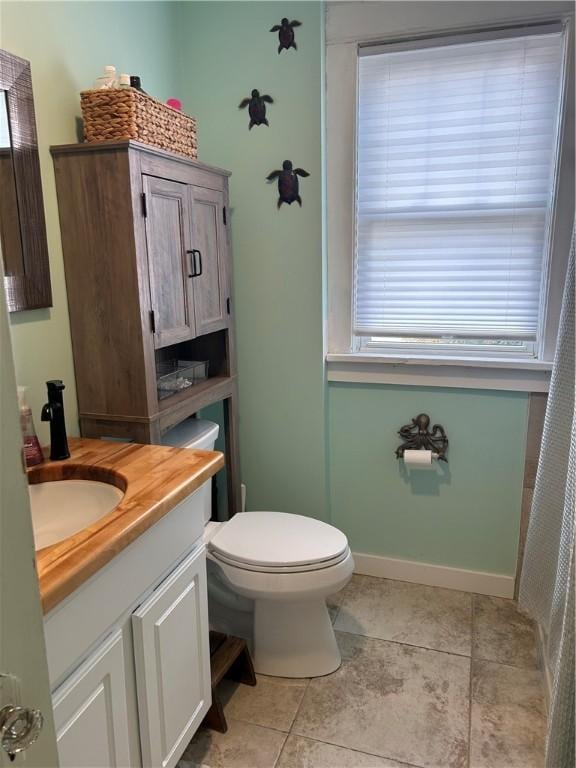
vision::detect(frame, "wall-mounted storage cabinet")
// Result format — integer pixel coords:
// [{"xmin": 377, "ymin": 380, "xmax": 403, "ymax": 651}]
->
[
  {"xmin": 51, "ymin": 140, "xmax": 240, "ymax": 516},
  {"xmin": 143, "ymin": 176, "xmax": 229, "ymax": 347}
]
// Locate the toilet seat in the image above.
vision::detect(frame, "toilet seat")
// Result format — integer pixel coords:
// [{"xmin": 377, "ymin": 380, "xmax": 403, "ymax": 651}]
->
[
  {"xmin": 208, "ymin": 511, "xmax": 349, "ymax": 571},
  {"xmin": 210, "ymin": 547, "xmax": 350, "ymax": 574}
]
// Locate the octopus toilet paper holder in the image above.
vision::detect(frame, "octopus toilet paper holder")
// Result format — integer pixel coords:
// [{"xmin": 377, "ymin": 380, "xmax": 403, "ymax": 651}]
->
[{"xmin": 395, "ymin": 414, "xmax": 449, "ymax": 462}]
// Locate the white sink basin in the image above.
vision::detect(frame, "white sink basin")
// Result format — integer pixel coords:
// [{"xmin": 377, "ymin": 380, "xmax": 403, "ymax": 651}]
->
[{"xmin": 29, "ymin": 479, "xmax": 124, "ymax": 550}]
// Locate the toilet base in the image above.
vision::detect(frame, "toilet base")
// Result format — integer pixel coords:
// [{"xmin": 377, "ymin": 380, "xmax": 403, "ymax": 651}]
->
[{"xmin": 253, "ymin": 598, "xmax": 340, "ymax": 678}]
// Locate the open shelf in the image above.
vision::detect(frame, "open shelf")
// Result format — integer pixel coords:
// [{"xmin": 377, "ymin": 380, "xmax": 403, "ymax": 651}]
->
[{"xmin": 158, "ymin": 375, "xmax": 236, "ymax": 434}]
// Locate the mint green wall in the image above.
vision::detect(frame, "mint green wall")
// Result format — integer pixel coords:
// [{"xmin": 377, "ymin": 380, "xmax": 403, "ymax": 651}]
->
[
  {"xmin": 2, "ymin": 1, "xmax": 178, "ymax": 445},
  {"xmin": 329, "ymin": 384, "xmax": 528, "ymax": 575},
  {"xmin": 176, "ymin": 2, "xmax": 528, "ymax": 574},
  {"xmin": 175, "ymin": 2, "xmax": 328, "ymax": 521},
  {"xmin": 2, "ymin": 1, "xmax": 530, "ymax": 576}
]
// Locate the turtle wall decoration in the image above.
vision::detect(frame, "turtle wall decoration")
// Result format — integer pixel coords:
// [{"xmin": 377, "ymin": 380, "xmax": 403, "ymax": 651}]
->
[
  {"xmin": 270, "ymin": 18, "xmax": 302, "ymax": 53},
  {"xmin": 238, "ymin": 89, "xmax": 274, "ymax": 129},
  {"xmin": 266, "ymin": 161, "xmax": 310, "ymax": 208}
]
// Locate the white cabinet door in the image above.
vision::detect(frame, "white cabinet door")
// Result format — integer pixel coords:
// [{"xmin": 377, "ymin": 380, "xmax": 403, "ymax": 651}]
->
[
  {"xmin": 132, "ymin": 546, "xmax": 211, "ymax": 768},
  {"xmin": 53, "ymin": 629, "xmax": 133, "ymax": 768}
]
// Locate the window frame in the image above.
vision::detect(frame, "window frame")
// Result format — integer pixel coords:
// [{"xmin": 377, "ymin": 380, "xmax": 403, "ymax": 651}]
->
[{"xmin": 326, "ymin": 7, "xmax": 575, "ymax": 392}]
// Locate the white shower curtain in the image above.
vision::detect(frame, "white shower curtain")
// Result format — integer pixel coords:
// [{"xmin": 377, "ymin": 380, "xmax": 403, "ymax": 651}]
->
[{"xmin": 519, "ymin": 231, "xmax": 575, "ymax": 768}]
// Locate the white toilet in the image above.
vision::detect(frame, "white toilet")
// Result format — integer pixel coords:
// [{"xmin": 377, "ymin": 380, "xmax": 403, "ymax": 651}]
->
[{"xmin": 162, "ymin": 418, "xmax": 354, "ymax": 678}]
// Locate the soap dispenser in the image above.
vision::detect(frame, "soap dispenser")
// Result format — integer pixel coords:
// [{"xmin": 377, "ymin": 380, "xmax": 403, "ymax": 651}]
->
[
  {"xmin": 41, "ymin": 380, "xmax": 70, "ymax": 461},
  {"xmin": 18, "ymin": 386, "xmax": 44, "ymax": 467}
]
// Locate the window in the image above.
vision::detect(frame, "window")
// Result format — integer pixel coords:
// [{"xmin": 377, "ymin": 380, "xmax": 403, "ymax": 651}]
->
[{"xmin": 354, "ymin": 25, "xmax": 567, "ymax": 359}]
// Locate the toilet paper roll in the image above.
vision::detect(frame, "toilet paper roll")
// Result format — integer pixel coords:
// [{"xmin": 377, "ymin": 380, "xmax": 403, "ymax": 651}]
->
[{"xmin": 403, "ymin": 449, "xmax": 434, "ymax": 467}]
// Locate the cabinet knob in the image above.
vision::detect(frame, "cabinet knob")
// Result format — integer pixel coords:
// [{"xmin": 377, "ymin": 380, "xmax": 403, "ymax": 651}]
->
[{"xmin": 0, "ymin": 705, "xmax": 43, "ymax": 759}]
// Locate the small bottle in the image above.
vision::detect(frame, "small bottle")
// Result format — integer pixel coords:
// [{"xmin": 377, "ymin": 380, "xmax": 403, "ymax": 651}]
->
[
  {"xmin": 94, "ymin": 65, "xmax": 118, "ymax": 90},
  {"xmin": 18, "ymin": 386, "xmax": 44, "ymax": 467},
  {"xmin": 119, "ymin": 73, "xmax": 131, "ymax": 89},
  {"xmin": 130, "ymin": 75, "xmax": 146, "ymax": 93}
]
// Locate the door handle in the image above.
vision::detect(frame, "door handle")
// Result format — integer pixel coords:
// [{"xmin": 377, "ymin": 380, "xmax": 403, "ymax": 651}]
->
[
  {"xmin": 193, "ymin": 249, "xmax": 203, "ymax": 277},
  {"xmin": 186, "ymin": 250, "xmax": 196, "ymax": 278},
  {"xmin": 186, "ymin": 250, "xmax": 203, "ymax": 278},
  {"xmin": 0, "ymin": 704, "xmax": 43, "ymax": 759}
]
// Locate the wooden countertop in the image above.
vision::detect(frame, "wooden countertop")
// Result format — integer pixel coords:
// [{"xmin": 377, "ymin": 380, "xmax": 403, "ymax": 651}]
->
[{"xmin": 31, "ymin": 438, "xmax": 224, "ymax": 614}]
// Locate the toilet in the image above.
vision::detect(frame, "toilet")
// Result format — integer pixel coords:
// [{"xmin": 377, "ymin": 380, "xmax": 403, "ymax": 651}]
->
[{"xmin": 162, "ymin": 418, "xmax": 354, "ymax": 678}]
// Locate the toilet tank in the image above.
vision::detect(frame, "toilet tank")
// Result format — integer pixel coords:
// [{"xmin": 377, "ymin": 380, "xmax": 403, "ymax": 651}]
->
[
  {"xmin": 162, "ymin": 418, "xmax": 219, "ymax": 451},
  {"xmin": 162, "ymin": 418, "xmax": 220, "ymax": 523}
]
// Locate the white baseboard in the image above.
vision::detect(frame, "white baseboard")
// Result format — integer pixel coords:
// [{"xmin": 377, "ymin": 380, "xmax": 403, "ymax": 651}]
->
[{"xmin": 352, "ymin": 552, "xmax": 515, "ymax": 598}]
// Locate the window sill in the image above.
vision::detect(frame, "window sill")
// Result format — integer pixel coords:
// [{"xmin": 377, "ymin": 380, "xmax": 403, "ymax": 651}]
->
[{"xmin": 326, "ymin": 353, "xmax": 552, "ymax": 392}]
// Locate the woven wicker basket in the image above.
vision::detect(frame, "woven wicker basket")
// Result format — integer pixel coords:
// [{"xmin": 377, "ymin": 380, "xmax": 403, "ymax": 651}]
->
[{"xmin": 81, "ymin": 88, "xmax": 197, "ymax": 159}]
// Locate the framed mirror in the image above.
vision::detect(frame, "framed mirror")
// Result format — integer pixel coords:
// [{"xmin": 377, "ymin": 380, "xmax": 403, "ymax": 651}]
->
[{"xmin": 0, "ymin": 49, "xmax": 51, "ymax": 312}]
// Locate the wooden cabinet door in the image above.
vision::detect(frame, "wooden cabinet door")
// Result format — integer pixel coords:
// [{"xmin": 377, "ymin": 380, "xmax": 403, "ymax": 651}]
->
[
  {"xmin": 52, "ymin": 629, "xmax": 133, "ymax": 768},
  {"xmin": 132, "ymin": 546, "xmax": 211, "ymax": 768},
  {"xmin": 189, "ymin": 186, "xmax": 230, "ymax": 336},
  {"xmin": 143, "ymin": 175, "xmax": 196, "ymax": 348}
]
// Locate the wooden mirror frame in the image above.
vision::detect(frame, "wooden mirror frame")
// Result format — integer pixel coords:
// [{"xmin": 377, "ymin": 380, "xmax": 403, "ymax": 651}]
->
[{"xmin": 1, "ymin": 49, "xmax": 51, "ymax": 312}]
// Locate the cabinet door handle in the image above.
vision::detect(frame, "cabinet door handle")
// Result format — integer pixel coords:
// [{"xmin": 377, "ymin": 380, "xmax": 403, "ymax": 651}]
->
[
  {"xmin": 186, "ymin": 250, "xmax": 196, "ymax": 278},
  {"xmin": 193, "ymin": 249, "xmax": 203, "ymax": 277}
]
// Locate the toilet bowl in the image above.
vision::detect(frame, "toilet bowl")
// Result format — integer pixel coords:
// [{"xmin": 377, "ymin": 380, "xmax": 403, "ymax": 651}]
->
[
  {"xmin": 163, "ymin": 418, "xmax": 354, "ymax": 677},
  {"xmin": 208, "ymin": 510, "xmax": 353, "ymax": 677}
]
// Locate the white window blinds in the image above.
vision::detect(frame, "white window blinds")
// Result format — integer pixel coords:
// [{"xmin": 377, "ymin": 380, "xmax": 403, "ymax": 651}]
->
[{"xmin": 355, "ymin": 27, "xmax": 566, "ymax": 340}]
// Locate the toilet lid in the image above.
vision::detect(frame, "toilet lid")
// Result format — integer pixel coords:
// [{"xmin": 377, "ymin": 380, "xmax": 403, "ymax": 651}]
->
[{"xmin": 208, "ymin": 511, "xmax": 349, "ymax": 569}]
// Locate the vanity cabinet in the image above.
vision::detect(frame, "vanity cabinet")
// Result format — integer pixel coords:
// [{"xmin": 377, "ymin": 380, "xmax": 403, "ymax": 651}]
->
[
  {"xmin": 45, "ymin": 486, "xmax": 211, "ymax": 768},
  {"xmin": 133, "ymin": 548, "xmax": 211, "ymax": 768},
  {"xmin": 51, "ymin": 140, "xmax": 241, "ymax": 517},
  {"xmin": 52, "ymin": 630, "xmax": 132, "ymax": 768}
]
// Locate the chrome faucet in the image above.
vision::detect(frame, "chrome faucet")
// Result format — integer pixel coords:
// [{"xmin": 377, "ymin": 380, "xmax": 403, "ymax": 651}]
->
[{"xmin": 41, "ymin": 380, "xmax": 70, "ymax": 461}]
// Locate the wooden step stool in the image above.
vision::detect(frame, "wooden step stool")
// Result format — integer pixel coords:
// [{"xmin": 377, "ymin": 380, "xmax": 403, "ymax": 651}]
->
[{"xmin": 202, "ymin": 631, "xmax": 256, "ymax": 733}]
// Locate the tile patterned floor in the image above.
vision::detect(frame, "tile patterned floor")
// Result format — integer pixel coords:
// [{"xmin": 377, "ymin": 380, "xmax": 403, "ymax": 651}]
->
[{"xmin": 179, "ymin": 575, "xmax": 546, "ymax": 768}]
